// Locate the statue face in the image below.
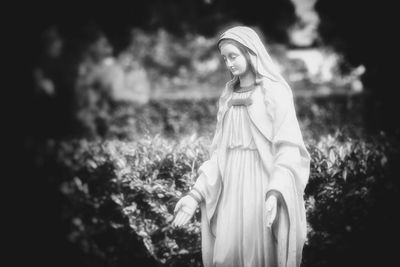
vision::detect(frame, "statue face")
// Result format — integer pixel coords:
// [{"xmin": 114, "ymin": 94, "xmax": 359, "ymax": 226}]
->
[{"xmin": 220, "ymin": 43, "xmax": 249, "ymax": 77}]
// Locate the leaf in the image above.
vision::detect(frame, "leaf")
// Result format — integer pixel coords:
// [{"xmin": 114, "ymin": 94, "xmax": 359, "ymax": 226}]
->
[
  {"xmin": 111, "ymin": 194, "xmax": 124, "ymax": 206},
  {"xmin": 123, "ymin": 202, "xmax": 137, "ymax": 214},
  {"xmin": 178, "ymin": 249, "xmax": 189, "ymax": 254},
  {"xmin": 342, "ymin": 168, "xmax": 348, "ymax": 181},
  {"xmin": 380, "ymin": 155, "xmax": 388, "ymax": 166},
  {"xmin": 338, "ymin": 146, "xmax": 346, "ymax": 160},
  {"xmin": 328, "ymin": 148, "xmax": 336, "ymax": 163},
  {"xmin": 87, "ymin": 159, "xmax": 97, "ymax": 169}
]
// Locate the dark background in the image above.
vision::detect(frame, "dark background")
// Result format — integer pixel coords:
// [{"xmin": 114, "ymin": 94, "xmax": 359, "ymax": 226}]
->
[{"xmin": 6, "ymin": 0, "xmax": 399, "ymax": 266}]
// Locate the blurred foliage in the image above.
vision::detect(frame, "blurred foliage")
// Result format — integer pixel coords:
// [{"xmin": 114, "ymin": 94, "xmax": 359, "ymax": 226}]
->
[
  {"xmin": 32, "ymin": 26, "xmax": 369, "ymax": 143},
  {"xmin": 73, "ymin": 93, "xmax": 366, "ymax": 142},
  {"xmin": 125, "ymin": 28, "xmax": 226, "ymax": 94},
  {"xmin": 30, "ymin": 13, "xmax": 397, "ymax": 266},
  {"xmin": 36, "ymin": 130, "xmax": 400, "ymax": 267},
  {"xmin": 303, "ymin": 132, "xmax": 400, "ymax": 266},
  {"xmin": 124, "ymin": 28, "xmax": 364, "ymax": 99},
  {"xmin": 40, "ymin": 135, "xmax": 208, "ymax": 266},
  {"xmin": 315, "ymin": 0, "xmax": 399, "ymax": 134}
]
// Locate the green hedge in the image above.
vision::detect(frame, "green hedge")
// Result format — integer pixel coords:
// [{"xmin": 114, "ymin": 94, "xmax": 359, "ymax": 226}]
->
[{"xmin": 37, "ymin": 130, "xmax": 400, "ymax": 267}]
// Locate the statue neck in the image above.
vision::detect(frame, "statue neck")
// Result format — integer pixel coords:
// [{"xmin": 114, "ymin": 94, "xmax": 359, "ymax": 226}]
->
[{"xmin": 238, "ymin": 71, "xmax": 256, "ymax": 87}]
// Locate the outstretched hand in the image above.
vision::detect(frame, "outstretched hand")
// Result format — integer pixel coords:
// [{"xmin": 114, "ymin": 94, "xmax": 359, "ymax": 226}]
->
[
  {"xmin": 265, "ymin": 195, "xmax": 278, "ymax": 228},
  {"xmin": 172, "ymin": 195, "xmax": 198, "ymax": 227}
]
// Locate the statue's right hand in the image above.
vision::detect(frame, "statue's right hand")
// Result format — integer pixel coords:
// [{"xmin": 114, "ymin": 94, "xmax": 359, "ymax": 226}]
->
[{"xmin": 172, "ymin": 195, "xmax": 198, "ymax": 227}]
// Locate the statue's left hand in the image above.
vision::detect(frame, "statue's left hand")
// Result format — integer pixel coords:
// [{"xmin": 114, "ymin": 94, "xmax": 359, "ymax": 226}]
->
[{"xmin": 265, "ymin": 195, "xmax": 278, "ymax": 228}]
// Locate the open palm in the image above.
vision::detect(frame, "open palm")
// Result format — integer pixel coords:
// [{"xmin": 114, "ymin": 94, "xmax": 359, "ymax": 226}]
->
[{"xmin": 172, "ymin": 195, "xmax": 198, "ymax": 227}]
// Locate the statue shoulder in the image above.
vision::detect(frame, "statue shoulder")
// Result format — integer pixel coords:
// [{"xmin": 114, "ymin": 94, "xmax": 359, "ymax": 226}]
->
[
  {"xmin": 261, "ymin": 79, "xmax": 291, "ymax": 102},
  {"xmin": 260, "ymin": 78, "xmax": 293, "ymax": 122}
]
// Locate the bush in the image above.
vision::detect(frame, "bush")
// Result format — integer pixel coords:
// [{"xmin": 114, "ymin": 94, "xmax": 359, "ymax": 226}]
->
[
  {"xmin": 40, "ymin": 134, "xmax": 209, "ymax": 266},
  {"xmin": 37, "ymin": 130, "xmax": 400, "ymax": 267},
  {"xmin": 103, "ymin": 98, "xmax": 218, "ymax": 140},
  {"xmin": 303, "ymin": 132, "xmax": 400, "ymax": 266}
]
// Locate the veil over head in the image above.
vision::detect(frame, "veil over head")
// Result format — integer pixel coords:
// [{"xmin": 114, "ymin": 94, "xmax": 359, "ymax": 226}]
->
[
  {"xmin": 217, "ymin": 26, "xmax": 291, "ymax": 92},
  {"xmin": 212, "ymin": 26, "xmax": 297, "ymax": 143}
]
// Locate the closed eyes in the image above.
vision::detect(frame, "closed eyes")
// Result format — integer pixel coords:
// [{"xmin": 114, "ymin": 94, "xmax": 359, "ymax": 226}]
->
[{"xmin": 222, "ymin": 54, "xmax": 238, "ymax": 61}]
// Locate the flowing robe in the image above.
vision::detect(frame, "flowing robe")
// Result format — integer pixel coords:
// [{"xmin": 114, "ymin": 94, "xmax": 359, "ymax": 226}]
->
[{"xmin": 193, "ymin": 78, "xmax": 311, "ymax": 267}]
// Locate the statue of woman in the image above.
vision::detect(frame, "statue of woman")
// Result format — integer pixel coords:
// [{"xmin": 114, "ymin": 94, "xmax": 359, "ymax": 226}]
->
[{"xmin": 172, "ymin": 26, "xmax": 311, "ymax": 267}]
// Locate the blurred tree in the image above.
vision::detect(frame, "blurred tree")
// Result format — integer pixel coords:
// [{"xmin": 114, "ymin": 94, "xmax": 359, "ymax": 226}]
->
[
  {"xmin": 316, "ymin": 0, "xmax": 399, "ymax": 136},
  {"xmin": 146, "ymin": 0, "xmax": 296, "ymax": 42}
]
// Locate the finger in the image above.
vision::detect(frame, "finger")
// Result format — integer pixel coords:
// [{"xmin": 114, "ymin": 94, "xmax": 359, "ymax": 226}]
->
[
  {"xmin": 177, "ymin": 212, "xmax": 189, "ymax": 226},
  {"xmin": 182, "ymin": 206, "xmax": 194, "ymax": 216},
  {"xmin": 267, "ymin": 209, "xmax": 277, "ymax": 228},
  {"xmin": 173, "ymin": 212, "xmax": 184, "ymax": 227},
  {"xmin": 173, "ymin": 210, "xmax": 184, "ymax": 225},
  {"xmin": 266, "ymin": 202, "xmax": 273, "ymax": 212},
  {"xmin": 267, "ymin": 197, "xmax": 277, "ymax": 211},
  {"xmin": 266, "ymin": 205, "xmax": 275, "ymax": 228},
  {"xmin": 267, "ymin": 214, "xmax": 272, "ymax": 228},
  {"xmin": 271, "ymin": 205, "xmax": 277, "ymax": 223},
  {"xmin": 266, "ymin": 203, "xmax": 273, "ymax": 217},
  {"xmin": 266, "ymin": 198, "xmax": 274, "ymax": 211},
  {"xmin": 176, "ymin": 214, "xmax": 184, "ymax": 227},
  {"xmin": 174, "ymin": 199, "xmax": 183, "ymax": 214},
  {"xmin": 171, "ymin": 215, "xmax": 177, "ymax": 227},
  {"xmin": 179, "ymin": 213, "xmax": 191, "ymax": 226},
  {"xmin": 181, "ymin": 214, "xmax": 190, "ymax": 226}
]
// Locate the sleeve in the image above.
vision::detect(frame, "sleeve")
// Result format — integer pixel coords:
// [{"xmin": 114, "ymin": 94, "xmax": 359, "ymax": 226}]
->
[
  {"xmin": 190, "ymin": 85, "xmax": 230, "ymax": 221},
  {"xmin": 192, "ymin": 121, "xmax": 222, "ymax": 226},
  {"xmin": 266, "ymin": 83, "xmax": 310, "ymax": 197},
  {"xmin": 265, "ymin": 82, "xmax": 311, "ymax": 267},
  {"xmin": 190, "ymin": 99, "xmax": 225, "ymax": 267}
]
